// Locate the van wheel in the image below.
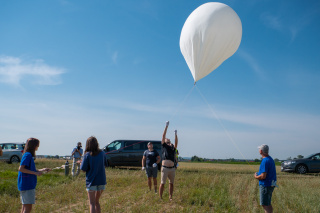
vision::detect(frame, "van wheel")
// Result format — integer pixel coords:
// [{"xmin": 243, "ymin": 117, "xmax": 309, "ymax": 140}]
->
[
  {"xmin": 107, "ymin": 160, "xmax": 115, "ymax": 168},
  {"xmin": 10, "ymin": 155, "xmax": 20, "ymax": 163}
]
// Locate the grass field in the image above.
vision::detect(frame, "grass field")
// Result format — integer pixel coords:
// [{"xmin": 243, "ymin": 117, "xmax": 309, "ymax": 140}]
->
[{"xmin": 0, "ymin": 159, "xmax": 319, "ymax": 213}]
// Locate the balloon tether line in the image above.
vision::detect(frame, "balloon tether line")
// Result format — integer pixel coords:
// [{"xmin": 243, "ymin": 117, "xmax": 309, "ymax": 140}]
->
[
  {"xmin": 195, "ymin": 85, "xmax": 255, "ymax": 171},
  {"xmin": 169, "ymin": 84, "xmax": 195, "ymax": 122}
]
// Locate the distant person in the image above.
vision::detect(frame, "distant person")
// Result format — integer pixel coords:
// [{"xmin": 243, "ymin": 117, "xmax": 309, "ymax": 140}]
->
[
  {"xmin": 175, "ymin": 146, "xmax": 179, "ymax": 168},
  {"xmin": 18, "ymin": 138, "xmax": 51, "ymax": 213},
  {"xmin": 80, "ymin": 136, "xmax": 108, "ymax": 213},
  {"xmin": 142, "ymin": 142, "xmax": 161, "ymax": 193},
  {"xmin": 254, "ymin": 144, "xmax": 277, "ymax": 213},
  {"xmin": 71, "ymin": 142, "xmax": 83, "ymax": 176},
  {"xmin": 159, "ymin": 121, "xmax": 178, "ymax": 201}
]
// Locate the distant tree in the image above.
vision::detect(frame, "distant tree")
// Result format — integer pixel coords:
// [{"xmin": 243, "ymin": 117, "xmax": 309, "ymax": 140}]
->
[
  {"xmin": 229, "ymin": 158, "xmax": 235, "ymax": 162},
  {"xmin": 254, "ymin": 159, "xmax": 260, "ymax": 162},
  {"xmin": 274, "ymin": 158, "xmax": 280, "ymax": 162},
  {"xmin": 287, "ymin": 157, "xmax": 292, "ymax": 160},
  {"xmin": 297, "ymin": 155, "xmax": 304, "ymax": 159},
  {"xmin": 191, "ymin": 155, "xmax": 204, "ymax": 162}
]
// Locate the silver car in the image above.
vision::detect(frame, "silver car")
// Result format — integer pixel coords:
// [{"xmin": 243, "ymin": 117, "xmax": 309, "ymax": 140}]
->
[
  {"xmin": 0, "ymin": 142, "xmax": 25, "ymax": 163},
  {"xmin": 281, "ymin": 153, "xmax": 320, "ymax": 174}
]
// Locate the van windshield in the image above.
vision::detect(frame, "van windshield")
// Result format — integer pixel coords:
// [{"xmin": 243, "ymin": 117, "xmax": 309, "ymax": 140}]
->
[{"xmin": 106, "ymin": 141, "xmax": 122, "ymax": 151}]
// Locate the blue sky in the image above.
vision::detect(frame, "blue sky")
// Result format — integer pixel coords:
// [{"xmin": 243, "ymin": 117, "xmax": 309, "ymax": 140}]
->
[{"xmin": 0, "ymin": 0, "xmax": 319, "ymax": 160}]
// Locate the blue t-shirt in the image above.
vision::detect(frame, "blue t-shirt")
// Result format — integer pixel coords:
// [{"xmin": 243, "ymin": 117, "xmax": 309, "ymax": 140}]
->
[
  {"xmin": 17, "ymin": 152, "xmax": 37, "ymax": 191},
  {"xmin": 143, "ymin": 150, "xmax": 159, "ymax": 167},
  {"xmin": 257, "ymin": 156, "xmax": 277, "ymax": 186},
  {"xmin": 80, "ymin": 151, "xmax": 108, "ymax": 187},
  {"xmin": 72, "ymin": 147, "xmax": 83, "ymax": 158}
]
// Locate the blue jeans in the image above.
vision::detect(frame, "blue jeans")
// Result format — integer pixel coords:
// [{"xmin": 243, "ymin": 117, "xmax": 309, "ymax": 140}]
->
[{"xmin": 259, "ymin": 185, "xmax": 275, "ymax": 206}]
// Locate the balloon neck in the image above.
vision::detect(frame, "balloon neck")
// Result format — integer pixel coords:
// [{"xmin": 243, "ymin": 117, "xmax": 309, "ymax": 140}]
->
[{"xmin": 194, "ymin": 81, "xmax": 196, "ymax": 85}]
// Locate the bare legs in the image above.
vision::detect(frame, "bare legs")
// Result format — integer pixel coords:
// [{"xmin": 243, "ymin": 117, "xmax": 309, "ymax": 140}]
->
[
  {"xmin": 159, "ymin": 183, "xmax": 165, "ymax": 199},
  {"xmin": 262, "ymin": 205, "xmax": 273, "ymax": 213},
  {"xmin": 148, "ymin": 177, "xmax": 152, "ymax": 190},
  {"xmin": 148, "ymin": 177, "xmax": 158, "ymax": 192},
  {"xmin": 159, "ymin": 183, "xmax": 173, "ymax": 200},
  {"xmin": 169, "ymin": 183, "xmax": 173, "ymax": 200},
  {"xmin": 21, "ymin": 204, "xmax": 32, "ymax": 213},
  {"xmin": 87, "ymin": 190, "xmax": 103, "ymax": 213},
  {"xmin": 153, "ymin": 177, "xmax": 157, "ymax": 193}
]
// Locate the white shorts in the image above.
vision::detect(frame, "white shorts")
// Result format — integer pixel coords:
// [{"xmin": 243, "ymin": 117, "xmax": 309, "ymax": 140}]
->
[{"xmin": 86, "ymin": 185, "xmax": 106, "ymax": 191}]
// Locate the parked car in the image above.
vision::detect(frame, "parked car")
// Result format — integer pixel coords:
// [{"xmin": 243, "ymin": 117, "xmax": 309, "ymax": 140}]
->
[
  {"xmin": 0, "ymin": 142, "xmax": 25, "ymax": 163},
  {"xmin": 103, "ymin": 140, "xmax": 162, "ymax": 168},
  {"xmin": 281, "ymin": 153, "xmax": 320, "ymax": 174}
]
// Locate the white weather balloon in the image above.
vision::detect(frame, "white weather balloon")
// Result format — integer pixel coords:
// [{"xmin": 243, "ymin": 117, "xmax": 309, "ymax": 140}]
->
[{"xmin": 180, "ymin": 2, "xmax": 242, "ymax": 82}]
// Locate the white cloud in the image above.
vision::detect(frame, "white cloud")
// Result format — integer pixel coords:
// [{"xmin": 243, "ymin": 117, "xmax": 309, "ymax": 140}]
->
[
  {"xmin": 112, "ymin": 51, "xmax": 118, "ymax": 64},
  {"xmin": 0, "ymin": 96, "xmax": 319, "ymax": 159},
  {"xmin": 0, "ymin": 56, "xmax": 65, "ymax": 86},
  {"xmin": 260, "ymin": 13, "xmax": 282, "ymax": 31},
  {"xmin": 260, "ymin": 8, "xmax": 317, "ymax": 42},
  {"xmin": 237, "ymin": 50, "xmax": 265, "ymax": 79}
]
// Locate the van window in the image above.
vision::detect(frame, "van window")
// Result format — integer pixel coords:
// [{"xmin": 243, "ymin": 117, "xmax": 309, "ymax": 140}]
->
[
  {"xmin": 124, "ymin": 141, "xmax": 142, "ymax": 150},
  {"xmin": 153, "ymin": 143, "xmax": 161, "ymax": 150},
  {"xmin": 107, "ymin": 141, "xmax": 122, "ymax": 151}
]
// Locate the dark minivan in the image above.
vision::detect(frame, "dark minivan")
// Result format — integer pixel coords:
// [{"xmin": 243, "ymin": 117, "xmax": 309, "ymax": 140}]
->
[{"xmin": 103, "ymin": 140, "xmax": 162, "ymax": 168}]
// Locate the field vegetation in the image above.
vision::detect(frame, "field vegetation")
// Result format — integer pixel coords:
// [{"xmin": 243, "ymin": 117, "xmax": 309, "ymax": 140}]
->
[{"xmin": 0, "ymin": 159, "xmax": 319, "ymax": 212}]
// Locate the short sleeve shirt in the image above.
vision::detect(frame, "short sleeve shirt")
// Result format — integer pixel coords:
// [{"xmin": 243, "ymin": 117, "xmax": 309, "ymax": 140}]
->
[
  {"xmin": 72, "ymin": 148, "xmax": 83, "ymax": 158},
  {"xmin": 143, "ymin": 150, "xmax": 159, "ymax": 167},
  {"xmin": 18, "ymin": 152, "xmax": 37, "ymax": 191},
  {"xmin": 258, "ymin": 156, "xmax": 277, "ymax": 186},
  {"xmin": 80, "ymin": 151, "xmax": 108, "ymax": 187}
]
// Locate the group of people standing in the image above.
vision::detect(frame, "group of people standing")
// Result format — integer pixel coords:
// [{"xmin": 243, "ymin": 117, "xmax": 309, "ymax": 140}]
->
[
  {"xmin": 16, "ymin": 121, "xmax": 277, "ymax": 213},
  {"xmin": 142, "ymin": 121, "xmax": 178, "ymax": 200}
]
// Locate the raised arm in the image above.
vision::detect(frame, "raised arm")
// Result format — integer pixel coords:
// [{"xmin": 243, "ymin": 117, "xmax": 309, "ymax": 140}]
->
[
  {"xmin": 174, "ymin": 130, "xmax": 178, "ymax": 148},
  {"xmin": 162, "ymin": 121, "xmax": 169, "ymax": 144}
]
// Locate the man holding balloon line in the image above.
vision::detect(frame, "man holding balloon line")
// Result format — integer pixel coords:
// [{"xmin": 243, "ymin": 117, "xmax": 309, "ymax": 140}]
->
[{"xmin": 159, "ymin": 121, "xmax": 178, "ymax": 201}]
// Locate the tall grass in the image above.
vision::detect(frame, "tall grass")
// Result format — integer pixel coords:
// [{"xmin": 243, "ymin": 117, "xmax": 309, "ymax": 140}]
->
[{"xmin": 0, "ymin": 160, "xmax": 319, "ymax": 212}]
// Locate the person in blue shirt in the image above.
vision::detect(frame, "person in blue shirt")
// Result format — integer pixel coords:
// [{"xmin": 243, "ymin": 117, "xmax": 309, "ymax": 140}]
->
[
  {"xmin": 80, "ymin": 136, "xmax": 108, "ymax": 213},
  {"xmin": 142, "ymin": 142, "xmax": 161, "ymax": 193},
  {"xmin": 17, "ymin": 138, "xmax": 51, "ymax": 213},
  {"xmin": 254, "ymin": 144, "xmax": 277, "ymax": 213},
  {"xmin": 71, "ymin": 142, "xmax": 83, "ymax": 176}
]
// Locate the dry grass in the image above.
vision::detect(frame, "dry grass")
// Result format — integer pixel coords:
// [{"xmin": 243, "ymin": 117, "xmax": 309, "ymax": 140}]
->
[{"xmin": 0, "ymin": 160, "xmax": 319, "ymax": 212}]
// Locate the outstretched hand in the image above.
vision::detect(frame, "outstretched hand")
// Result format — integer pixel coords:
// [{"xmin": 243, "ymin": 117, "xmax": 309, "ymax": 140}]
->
[
  {"xmin": 166, "ymin": 121, "xmax": 169, "ymax": 127},
  {"xmin": 174, "ymin": 130, "xmax": 177, "ymax": 135}
]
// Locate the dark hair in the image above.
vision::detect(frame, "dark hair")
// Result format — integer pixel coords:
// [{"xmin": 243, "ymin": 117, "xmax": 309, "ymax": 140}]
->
[
  {"xmin": 85, "ymin": 136, "xmax": 101, "ymax": 156},
  {"xmin": 24, "ymin": 138, "xmax": 40, "ymax": 158}
]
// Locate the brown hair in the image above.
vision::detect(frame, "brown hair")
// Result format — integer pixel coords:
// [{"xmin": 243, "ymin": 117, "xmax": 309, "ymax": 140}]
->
[
  {"xmin": 85, "ymin": 136, "xmax": 101, "ymax": 156},
  {"xmin": 24, "ymin": 137, "xmax": 40, "ymax": 158}
]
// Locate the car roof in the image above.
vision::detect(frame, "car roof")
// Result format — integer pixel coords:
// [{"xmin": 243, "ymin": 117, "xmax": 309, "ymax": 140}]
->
[{"xmin": 0, "ymin": 142, "xmax": 25, "ymax": 144}]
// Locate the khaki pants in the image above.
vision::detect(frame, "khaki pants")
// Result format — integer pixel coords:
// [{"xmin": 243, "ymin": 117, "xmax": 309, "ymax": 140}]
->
[{"xmin": 72, "ymin": 158, "xmax": 81, "ymax": 176}]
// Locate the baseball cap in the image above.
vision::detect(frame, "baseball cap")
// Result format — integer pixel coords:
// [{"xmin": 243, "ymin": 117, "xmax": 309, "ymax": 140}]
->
[{"xmin": 258, "ymin": 144, "xmax": 269, "ymax": 154}]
